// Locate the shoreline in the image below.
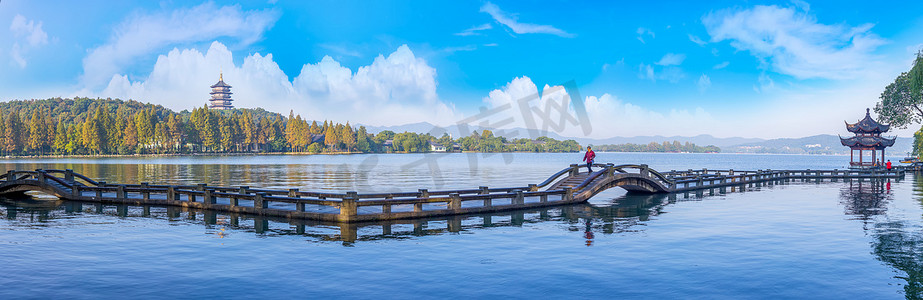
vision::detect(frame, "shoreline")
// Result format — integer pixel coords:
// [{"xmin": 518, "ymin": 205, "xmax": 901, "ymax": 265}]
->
[{"xmin": 0, "ymin": 151, "xmax": 890, "ymax": 159}]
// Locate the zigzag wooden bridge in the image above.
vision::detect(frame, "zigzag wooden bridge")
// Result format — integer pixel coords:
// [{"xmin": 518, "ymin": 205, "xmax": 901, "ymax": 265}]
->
[{"xmin": 0, "ymin": 164, "xmax": 911, "ymax": 223}]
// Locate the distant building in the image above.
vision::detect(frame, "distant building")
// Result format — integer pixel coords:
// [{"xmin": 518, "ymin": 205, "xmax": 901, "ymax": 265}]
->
[
  {"xmin": 208, "ymin": 73, "xmax": 234, "ymax": 110},
  {"xmin": 840, "ymin": 108, "xmax": 895, "ymax": 167},
  {"xmin": 429, "ymin": 141, "xmax": 446, "ymax": 152}
]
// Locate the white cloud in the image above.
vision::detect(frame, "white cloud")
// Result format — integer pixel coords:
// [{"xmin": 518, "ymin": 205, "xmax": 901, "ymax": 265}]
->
[
  {"xmin": 456, "ymin": 23, "xmax": 493, "ymax": 36},
  {"xmin": 584, "ymin": 94, "xmax": 718, "ymax": 137},
  {"xmin": 697, "ymin": 74, "xmax": 711, "ymax": 92},
  {"xmin": 702, "ymin": 5, "xmax": 884, "ymax": 79},
  {"xmin": 638, "ymin": 63, "xmax": 655, "ymax": 81},
  {"xmin": 655, "ymin": 53, "xmax": 686, "ymax": 66},
  {"xmin": 9, "ymin": 14, "xmax": 49, "ymax": 68},
  {"xmin": 96, "ymin": 42, "xmax": 458, "ymax": 127},
  {"xmin": 319, "ymin": 44, "xmax": 362, "ymax": 58},
  {"xmin": 480, "ymin": 2, "xmax": 573, "ymax": 37},
  {"xmin": 638, "ymin": 63, "xmax": 685, "ymax": 83},
  {"xmin": 82, "ymin": 3, "xmax": 279, "ymax": 89},
  {"xmin": 480, "ymin": 76, "xmax": 718, "ymax": 138},
  {"xmin": 713, "ymin": 61, "xmax": 730, "ymax": 69},
  {"xmin": 688, "ymin": 34, "xmax": 707, "ymax": 46},
  {"xmin": 637, "ymin": 27, "xmax": 655, "ymax": 44}
]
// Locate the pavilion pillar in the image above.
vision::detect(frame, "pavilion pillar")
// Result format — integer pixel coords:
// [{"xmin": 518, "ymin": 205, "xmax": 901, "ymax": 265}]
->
[
  {"xmin": 850, "ymin": 149, "xmax": 854, "ymax": 165},
  {"xmin": 860, "ymin": 149, "xmax": 863, "ymax": 165}
]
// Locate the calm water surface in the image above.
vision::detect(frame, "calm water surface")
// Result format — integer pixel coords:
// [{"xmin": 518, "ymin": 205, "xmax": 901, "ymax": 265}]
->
[{"xmin": 1, "ymin": 153, "xmax": 919, "ymax": 299}]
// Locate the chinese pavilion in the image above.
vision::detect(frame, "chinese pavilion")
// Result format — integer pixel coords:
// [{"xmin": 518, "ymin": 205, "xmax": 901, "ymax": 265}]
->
[
  {"xmin": 208, "ymin": 73, "xmax": 234, "ymax": 110},
  {"xmin": 840, "ymin": 108, "xmax": 895, "ymax": 167}
]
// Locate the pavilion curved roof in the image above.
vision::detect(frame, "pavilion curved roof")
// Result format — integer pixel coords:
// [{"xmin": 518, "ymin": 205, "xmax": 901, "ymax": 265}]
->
[
  {"xmin": 839, "ymin": 135, "xmax": 896, "ymax": 148},
  {"xmin": 845, "ymin": 108, "xmax": 890, "ymax": 133}
]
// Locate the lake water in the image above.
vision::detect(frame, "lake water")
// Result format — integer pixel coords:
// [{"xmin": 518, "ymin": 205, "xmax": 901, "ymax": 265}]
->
[{"xmin": 1, "ymin": 153, "xmax": 919, "ymax": 299}]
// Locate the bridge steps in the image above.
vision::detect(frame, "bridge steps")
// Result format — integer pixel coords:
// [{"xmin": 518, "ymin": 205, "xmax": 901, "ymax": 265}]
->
[{"xmin": 0, "ymin": 164, "xmax": 918, "ymax": 223}]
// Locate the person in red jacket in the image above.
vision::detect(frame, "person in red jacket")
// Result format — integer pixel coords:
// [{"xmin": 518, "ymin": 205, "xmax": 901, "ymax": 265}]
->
[
  {"xmin": 886, "ymin": 160, "xmax": 892, "ymax": 171},
  {"xmin": 583, "ymin": 146, "xmax": 596, "ymax": 173}
]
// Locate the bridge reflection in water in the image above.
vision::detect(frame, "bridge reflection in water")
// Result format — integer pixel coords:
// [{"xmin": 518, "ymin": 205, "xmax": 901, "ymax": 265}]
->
[{"xmin": 0, "ymin": 175, "xmax": 819, "ymax": 246}]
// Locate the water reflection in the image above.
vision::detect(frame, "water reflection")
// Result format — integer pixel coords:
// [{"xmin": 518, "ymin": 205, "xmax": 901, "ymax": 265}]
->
[
  {"xmin": 839, "ymin": 179, "xmax": 893, "ymax": 222},
  {"xmin": 844, "ymin": 175, "xmax": 923, "ymax": 299},
  {"xmin": 0, "ymin": 191, "xmax": 685, "ymax": 246}
]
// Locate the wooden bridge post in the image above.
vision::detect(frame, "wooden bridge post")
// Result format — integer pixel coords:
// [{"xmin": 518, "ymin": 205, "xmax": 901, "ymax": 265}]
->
[
  {"xmin": 289, "ymin": 188, "xmax": 303, "ymax": 212},
  {"xmin": 416, "ymin": 189, "xmax": 428, "ymax": 212},
  {"xmin": 512, "ymin": 190, "xmax": 524, "ymax": 205},
  {"xmin": 235, "ymin": 186, "xmax": 248, "ymax": 207},
  {"xmin": 6, "ymin": 170, "xmax": 14, "ymax": 182},
  {"xmin": 65, "ymin": 169, "xmax": 74, "ymax": 182},
  {"xmin": 255, "ymin": 192, "xmax": 269, "ymax": 209},
  {"xmin": 96, "ymin": 181, "xmax": 105, "ymax": 198},
  {"xmin": 72, "ymin": 185, "xmax": 80, "ymax": 198},
  {"xmin": 640, "ymin": 164, "xmax": 650, "ymax": 177},
  {"xmin": 36, "ymin": 170, "xmax": 46, "ymax": 184},
  {"xmin": 141, "ymin": 182, "xmax": 150, "ymax": 200},
  {"xmin": 167, "ymin": 186, "xmax": 176, "ymax": 201},
  {"xmin": 449, "ymin": 193, "xmax": 462, "ymax": 210},
  {"xmin": 479, "ymin": 186, "xmax": 489, "ymax": 195},
  {"xmin": 570, "ymin": 164, "xmax": 579, "ymax": 176},
  {"xmin": 339, "ymin": 192, "xmax": 358, "ymax": 222},
  {"xmin": 203, "ymin": 188, "xmax": 215, "ymax": 206},
  {"xmin": 117, "ymin": 185, "xmax": 126, "ymax": 199},
  {"xmin": 563, "ymin": 187, "xmax": 573, "ymax": 201}
]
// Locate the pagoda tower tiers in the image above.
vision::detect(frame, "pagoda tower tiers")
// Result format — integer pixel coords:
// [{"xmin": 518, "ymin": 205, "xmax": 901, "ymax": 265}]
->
[
  {"xmin": 840, "ymin": 108, "xmax": 896, "ymax": 167},
  {"xmin": 208, "ymin": 73, "xmax": 234, "ymax": 110}
]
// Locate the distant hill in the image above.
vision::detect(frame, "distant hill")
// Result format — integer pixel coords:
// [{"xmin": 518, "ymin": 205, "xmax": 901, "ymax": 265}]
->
[
  {"xmin": 361, "ymin": 122, "xmax": 763, "ymax": 147},
  {"xmin": 362, "ymin": 122, "xmax": 913, "ymax": 155},
  {"xmin": 724, "ymin": 134, "xmax": 912, "ymax": 155}
]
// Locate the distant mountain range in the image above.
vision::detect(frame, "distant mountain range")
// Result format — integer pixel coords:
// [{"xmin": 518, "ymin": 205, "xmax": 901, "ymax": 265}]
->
[{"xmin": 360, "ymin": 122, "xmax": 913, "ymax": 155}]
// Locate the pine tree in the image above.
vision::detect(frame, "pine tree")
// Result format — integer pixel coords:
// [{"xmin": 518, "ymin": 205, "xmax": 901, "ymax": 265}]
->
[
  {"xmin": 342, "ymin": 122, "xmax": 356, "ymax": 151},
  {"xmin": 82, "ymin": 115, "xmax": 100, "ymax": 154},
  {"xmin": 0, "ymin": 111, "xmax": 6, "ymax": 155},
  {"xmin": 29, "ymin": 110, "xmax": 43, "ymax": 154},
  {"xmin": 356, "ymin": 126, "xmax": 370, "ymax": 153},
  {"xmin": 122, "ymin": 119, "xmax": 138, "ymax": 152},
  {"xmin": 54, "ymin": 118, "xmax": 68, "ymax": 154},
  {"xmin": 5, "ymin": 111, "xmax": 23, "ymax": 154},
  {"xmin": 324, "ymin": 122, "xmax": 338, "ymax": 151}
]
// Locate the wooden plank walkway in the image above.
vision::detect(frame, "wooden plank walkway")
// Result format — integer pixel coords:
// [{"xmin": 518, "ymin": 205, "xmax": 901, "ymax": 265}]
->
[{"xmin": 0, "ymin": 164, "xmax": 916, "ymax": 223}]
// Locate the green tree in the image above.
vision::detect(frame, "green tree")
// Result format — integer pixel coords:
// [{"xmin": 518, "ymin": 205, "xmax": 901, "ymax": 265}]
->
[
  {"xmin": 876, "ymin": 50, "xmax": 923, "ymax": 128},
  {"xmin": 53, "ymin": 118, "xmax": 68, "ymax": 154},
  {"xmin": 356, "ymin": 126, "xmax": 371, "ymax": 153},
  {"xmin": 28, "ymin": 110, "xmax": 44, "ymax": 154}
]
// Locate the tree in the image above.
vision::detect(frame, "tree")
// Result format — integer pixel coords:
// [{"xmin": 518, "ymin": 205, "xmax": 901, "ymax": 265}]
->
[
  {"xmin": 324, "ymin": 123, "xmax": 339, "ymax": 151},
  {"xmin": 356, "ymin": 126, "xmax": 371, "ymax": 152},
  {"xmin": 341, "ymin": 122, "xmax": 356, "ymax": 151},
  {"xmin": 876, "ymin": 50, "xmax": 923, "ymax": 129},
  {"xmin": 53, "ymin": 118, "xmax": 68, "ymax": 154},
  {"xmin": 29, "ymin": 110, "xmax": 44, "ymax": 154}
]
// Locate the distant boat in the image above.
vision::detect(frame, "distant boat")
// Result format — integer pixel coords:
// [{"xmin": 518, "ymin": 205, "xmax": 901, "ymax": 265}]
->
[{"xmin": 901, "ymin": 156, "xmax": 920, "ymax": 164}]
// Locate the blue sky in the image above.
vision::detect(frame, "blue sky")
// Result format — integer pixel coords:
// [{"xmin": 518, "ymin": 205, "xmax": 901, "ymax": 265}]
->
[{"xmin": 2, "ymin": 0, "xmax": 923, "ymax": 139}]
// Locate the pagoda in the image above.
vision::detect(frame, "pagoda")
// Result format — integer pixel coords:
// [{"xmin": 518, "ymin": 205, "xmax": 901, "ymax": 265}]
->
[
  {"xmin": 208, "ymin": 73, "xmax": 234, "ymax": 110},
  {"xmin": 840, "ymin": 108, "xmax": 895, "ymax": 167}
]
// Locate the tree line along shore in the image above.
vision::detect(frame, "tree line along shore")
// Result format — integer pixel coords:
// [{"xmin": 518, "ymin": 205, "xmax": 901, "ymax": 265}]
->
[
  {"xmin": 0, "ymin": 97, "xmax": 723, "ymax": 157},
  {"xmin": 0, "ymin": 97, "xmax": 588, "ymax": 156}
]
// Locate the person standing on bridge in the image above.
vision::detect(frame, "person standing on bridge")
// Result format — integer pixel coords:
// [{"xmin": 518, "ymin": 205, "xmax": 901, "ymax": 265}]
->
[
  {"xmin": 887, "ymin": 160, "xmax": 892, "ymax": 171},
  {"xmin": 583, "ymin": 146, "xmax": 596, "ymax": 173}
]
